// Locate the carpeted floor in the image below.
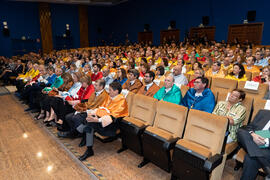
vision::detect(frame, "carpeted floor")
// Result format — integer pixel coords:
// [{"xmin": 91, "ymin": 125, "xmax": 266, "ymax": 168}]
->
[
  {"xmin": 5, "ymin": 93, "xmax": 266, "ymax": 180},
  {"xmin": 0, "ymin": 86, "xmax": 10, "ymax": 96}
]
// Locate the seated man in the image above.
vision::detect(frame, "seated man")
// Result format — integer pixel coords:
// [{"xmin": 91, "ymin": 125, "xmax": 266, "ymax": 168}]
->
[
  {"xmin": 137, "ymin": 71, "xmax": 160, "ymax": 97},
  {"xmin": 58, "ymin": 79, "xmax": 108, "ymax": 136},
  {"xmin": 122, "ymin": 69, "xmax": 143, "ymax": 93},
  {"xmin": 212, "ymin": 89, "xmax": 246, "ymax": 143},
  {"xmin": 78, "ymin": 82, "xmax": 128, "ymax": 161},
  {"xmin": 205, "ymin": 61, "xmax": 225, "ymax": 78},
  {"xmin": 91, "ymin": 64, "xmax": 103, "ymax": 82},
  {"xmin": 172, "ymin": 65, "xmax": 188, "ymax": 86},
  {"xmin": 181, "ymin": 77, "xmax": 215, "ymax": 113},
  {"xmin": 154, "ymin": 74, "xmax": 182, "ymax": 105},
  {"xmin": 237, "ymin": 110, "xmax": 270, "ymax": 180},
  {"xmin": 244, "ymin": 56, "xmax": 260, "ymax": 73},
  {"xmin": 102, "ymin": 66, "xmax": 114, "ymax": 86}
]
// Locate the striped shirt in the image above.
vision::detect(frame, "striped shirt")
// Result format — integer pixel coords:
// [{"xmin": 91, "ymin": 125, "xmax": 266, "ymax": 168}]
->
[{"xmin": 212, "ymin": 101, "xmax": 246, "ymax": 142}]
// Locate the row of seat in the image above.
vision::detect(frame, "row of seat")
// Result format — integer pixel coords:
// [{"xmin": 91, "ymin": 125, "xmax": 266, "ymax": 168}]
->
[
  {"xmin": 119, "ymin": 93, "xmax": 229, "ymax": 180},
  {"xmin": 158, "ymin": 77, "xmax": 268, "ymax": 100},
  {"xmin": 120, "ymin": 92, "xmax": 270, "ymax": 179}
]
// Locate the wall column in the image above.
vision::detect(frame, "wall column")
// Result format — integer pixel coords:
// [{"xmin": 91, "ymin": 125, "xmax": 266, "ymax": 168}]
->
[
  {"xmin": 38, "ymin": 3, "xmax": 53, "ymax": 54},
  {"xmin": 78, "ymin": 5, "xmax": 89, "ymax": 47}
]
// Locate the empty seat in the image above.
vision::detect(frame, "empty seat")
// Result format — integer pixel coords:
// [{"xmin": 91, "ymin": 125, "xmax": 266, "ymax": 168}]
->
[
  {"xmin": 211, "ymin": 77, "xmax": 238, "ymax": 95},
  {"xmin": 238, "ymin": 81, "xmax": 268, "ymax": 99},
  {"xmin": 245, "ymin": 71, "xmax": 252, "ymax": 81},
  {"xmin": 139, "ymin": 101, "xmax": 188, "ymax": 172},
  {"xmin": 171, "ymin": 109, "xmax": 228, "ymax": 180},
  {"xmin": 118, "ymin": 94, "xmax": 158, "ymax": 155}
]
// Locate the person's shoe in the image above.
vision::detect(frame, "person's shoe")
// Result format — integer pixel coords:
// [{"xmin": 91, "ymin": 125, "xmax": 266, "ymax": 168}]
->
[
  {"xmin": 79, "ymin": 147, "xmax": 94, "ymax": 161},
  {"xmin": 263, "ymin": 166, "xmax": 270, "ymax": 178},
  {"xmin": 78, "ymin": 135, "xmax": 86, "ymax": 147},
  {"xmin": 57, "ymin": 131, "xmax": 78, "ymax": 138}
]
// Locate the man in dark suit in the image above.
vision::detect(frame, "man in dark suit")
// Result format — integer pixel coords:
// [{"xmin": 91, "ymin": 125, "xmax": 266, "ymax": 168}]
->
[{"xmin": 237, "ymin": 109, "xmax": 270, "ymax": 180}]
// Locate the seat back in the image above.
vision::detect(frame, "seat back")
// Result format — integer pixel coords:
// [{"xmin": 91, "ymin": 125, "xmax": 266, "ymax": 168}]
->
[
  {"xmin": 130, "ymin": 94, "xmax": 158, "ymax": 126},
  {"xmin": 251, "ymin": 72, "xmax": 260, "ymax": 80},
  {"xmin": 238, "ymin": 81, "xmax": 268, "ymax": 99},
  {"xmin": 211, "ymin": 77, "xmax": 238, "ymax": 94},
  {"xmin": 153, "ymin": 101, "xmax": 188, "ymax": 138},
  {"xmin": 245, "ymin": 71, "xmax": 252, "ymax": 81},
  {"xmin": 180, "ymin": 85, "xmax": 189, "ymax": 97},
  {"xmin": 184, "ymin": 109, "xmax": 228, "ymax": 154},
  {"xmin": 252, "ymin": 98, "xmax": 268, "ymax": 120},
  {"xmin": 126, "ymin": 92, "xmax": 135, "ymax": 115},
  {"xmin": 217, "ymin": 91, "xmax": 253, "ymax": 126}
]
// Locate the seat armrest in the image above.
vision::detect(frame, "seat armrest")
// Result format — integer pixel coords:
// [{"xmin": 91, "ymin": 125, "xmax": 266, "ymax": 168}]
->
[
  {"xmin": 163, "ymin": 137, "xmax": 180, "ymax": 150},
  {"xmin": 203, "ymin": 154, "xmax": 223, "ymax": 172}
]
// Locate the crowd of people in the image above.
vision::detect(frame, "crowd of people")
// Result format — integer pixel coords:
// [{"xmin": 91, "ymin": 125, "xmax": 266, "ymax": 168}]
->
[{"xmin": 0, "ymin": 41, "xmax": 270, "ymax": 179}]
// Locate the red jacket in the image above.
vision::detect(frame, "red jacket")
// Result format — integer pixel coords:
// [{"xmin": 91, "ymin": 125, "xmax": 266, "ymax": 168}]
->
[
  {"xmin": 91, "ymin": 72, "xmax": 103, "ymax": 81},
  {"xmin": 66, "ymin": 84, "xmax": 94, "ymax": 101}
]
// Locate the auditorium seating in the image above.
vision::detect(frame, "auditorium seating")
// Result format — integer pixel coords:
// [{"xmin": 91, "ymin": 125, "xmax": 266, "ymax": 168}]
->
[
  {"xmin": 180, "ymin": 85, "xmax": 189, "ymax": 97},
  {"xmin": 118, "ymin": 94, "xmax": 158, "ymax": 155},
  {"xmin": 238, "ymin": 81, "xmax": 268, "ymax": 99},
  {"xmin": 211, "ymin": 77, "xmax": 238, "ymax": 95},
  {"xmin": 171, "ymin": 109, "xmax": 228, "ymax": 180},
  {"xmin": 139, "ymin": 101, "xmax": 188, "ymax": 172}
]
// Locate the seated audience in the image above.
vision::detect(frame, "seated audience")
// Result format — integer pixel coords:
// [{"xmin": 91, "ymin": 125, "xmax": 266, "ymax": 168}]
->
[
  {"xmin": 212, "ymin": 89, "xmax": 246, "ymax": 143},
  {"xmin": 154, "ymin": 74, "xmax": 182, "ymax": 105},
  {"xmin": 122, "ymin": 69, "xmax": 143, "ymax": 93},
  {"xmin": 244, "ymin": 56, "xmax": 260, "ymax": 73},
  {"xmin": 114, "ymin": 68, "xmax": 127, "ymax": 85},
  {"xmin": 237, "ymin": 110, "xmax": 270, "ymax": 180},
  {"xmin": 181, "ymin": 77, "xmax": 215, "ymax": 113},
  {"xmin": 172, "ymin": 65, "xmax": 188, "ymax": 86},
  {"xmin": 91, "ymin": 64, "xmax": 103, "ymax": 82},
  {"xmin": 137, "ymin": 71, "xmax": 160, "ymax": 97},
  {"xmin": 187, "ymin": 68, "xmax": 204, "ymax": 88},
  {"xmin": 78, "ymin": 82, "xmax": 128, "ymax": 161},
  {"xmin": 205, "ymin": 61, "xmax": 225, "ymax": 78},
  {"xmin": 225, "ymin": 63, "xmax": 247, "ymax": 81}
]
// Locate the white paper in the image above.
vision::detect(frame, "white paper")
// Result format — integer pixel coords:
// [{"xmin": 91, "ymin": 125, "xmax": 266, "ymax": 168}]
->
[
  {"xmin": 121, "ymin": 89, "xmax": 129, "ymax": 98},
  {"xmin": 226, "ymin": 92, "xmax": 231, "ymax": 101},
  {"xmin": 264, "ymin": 100, "xmax": 270, "ymax": 110},
  {"xmin": 244, "ymin": 81, "xmax": 259, "ymax": 90}
]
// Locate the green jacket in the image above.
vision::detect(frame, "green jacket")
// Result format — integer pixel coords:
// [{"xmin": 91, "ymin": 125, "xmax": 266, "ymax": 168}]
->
[
  {"xmin": 153, "ymin": 84, "xmax": 182, "ymax": 105},
  {"xmin": 43, "ymin": 76, "xmax": 64, "ymax": 92}
]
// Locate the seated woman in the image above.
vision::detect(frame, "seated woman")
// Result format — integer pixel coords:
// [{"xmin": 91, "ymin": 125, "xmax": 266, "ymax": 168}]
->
[
  {"xmin": 78, "ymin": 82, "xmax": 128, "ymax": 161},
  {"xmin": 139, "ymin": 63, "xmax": 150, "ymax": 78},
  {"xmin": 48, "ymin": 72, "xmax": 84, "ymax": 127},
  {"xmin": 225, "ymin": 63, "xmax": 247, "ymax": 81},
  {"xmin": 154, "ymin": 66, "xmax": 165, "ymax": 82},
  {"xmin": 187, "ymin": 68, "xmax": 204, "ymax": 88},
  {"xmin": 113, "ymin": 68, "xmax": 127, "ymax": 85},
  {"xmin": 212, "ymin": 89, "xmax": 246, "ymax": 143},
  {"xmin": 186, "ymin": 61, "xmax": 202, "ymax": 75},
  {"xmin": 160, "ymin": 57, "xmax": 170, "ymax": 71},
  {"xmin": 252, "ymin": 66, "xmax": 270, "ymax": 99}
]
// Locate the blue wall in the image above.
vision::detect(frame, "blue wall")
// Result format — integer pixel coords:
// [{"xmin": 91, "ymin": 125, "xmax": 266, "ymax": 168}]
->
[
  {"xmin": 0, "ymin": 1, "xmax": 81, "ymax": 57},
  {"xmin": 88, "ymin": 0, "xmax": 270, "ymax": 45},
  {"xmin": 0, "ymin": 1, "xmax": 40, "ymax": 57},
  {"xmin": 1, "ymin": 0, "xmax": 270, "ymax": 56}
]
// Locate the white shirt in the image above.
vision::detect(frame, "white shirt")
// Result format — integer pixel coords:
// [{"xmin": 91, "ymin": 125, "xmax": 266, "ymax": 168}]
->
[
  {"xmin": 145, "ymin": 82, "xmax": 153, "ymax": 91},
  {"xmin": 173, "ymin": 73, "xmax": 188, "ymax": 85},
  {"xmin": 165, "ymin": 87, "xmax": 172, "ymax": 93},
  {"xmin": 130, "ymin": 80, "xmax": 136, "ymax": 86},
  {"xmin": 95, "ymin": 89, "xmax": 104, "ymax": 97}
]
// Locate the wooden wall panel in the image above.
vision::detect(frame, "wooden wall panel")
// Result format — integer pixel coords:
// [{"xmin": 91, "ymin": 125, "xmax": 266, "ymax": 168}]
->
[
  {"xmin": 160, "ymin": 29, "xmax": 180, "ymax": 44},
  {"xmin": 38, "ymin": 3, "xmax": 53, "ymax": 54},
  {"xmin": 227, "ymin": 23, "xmax": 264, "ymax": 44},
  {"xmin": 189, "ymin": 26, "xmax": 216, "ymax": 41},
  {"xmin": 78, "ymin": 5, "xmax": 89, "ymax": 48},
  {"xmin": 138, "ymin": 32, "xmax": 153, "ymax": 44}
]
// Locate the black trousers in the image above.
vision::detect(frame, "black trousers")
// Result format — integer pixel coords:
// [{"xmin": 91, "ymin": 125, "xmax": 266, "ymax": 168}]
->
[
  {"xmin": 238, "ymin": 128, "xmax": 270, "ymax": 180},
  {"xmin": 50, "ymin": 97, "xmax": 75, "ymax": 121},
  {"xmin": 65, "ymin": 112, "xmax": 87, "ymax": 132}
]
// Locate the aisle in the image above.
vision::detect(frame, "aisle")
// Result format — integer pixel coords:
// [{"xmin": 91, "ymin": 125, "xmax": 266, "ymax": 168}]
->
[{"xmin": 0, "ymin": 95, "xmax": 95, "ymax": 180}]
